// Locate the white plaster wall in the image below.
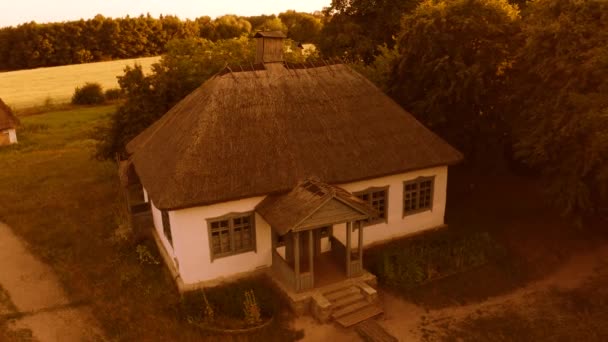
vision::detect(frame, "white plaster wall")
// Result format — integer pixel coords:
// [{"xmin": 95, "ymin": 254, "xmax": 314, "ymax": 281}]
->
[
  {"xmin": 171, "ymin": 196, "xmax": 272, "ymax": 285},
  {"xmin": 333, "ymin": 166, "xmax": 448, "ymax": 247},
  {"xmin": 156, "ymin": 166, "xmax": 447, "ymax": 286},
  {"xmin": 8, "ymin": 129, "xmax": 17, "ymax": 144},
  {"xmin": 150, "ymin": 201, "xmax": 177, "ymax": 267}
]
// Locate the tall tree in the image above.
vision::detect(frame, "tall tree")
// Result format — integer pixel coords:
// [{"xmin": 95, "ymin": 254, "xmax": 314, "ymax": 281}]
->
[
  {"xmin": 279, "ymin": 11, "xmax": 323, "ymax": 43},
  {"xmin": 319, "ymin": 0, "xmax": 420, "ymax": 62},
  {"xmin": 389, "ymin": 0, "xmax": 521, "ymax": 160},
  {"xmin": 510, "ymin": 0, "xmax": 608, "ymax": 218},
  {"xmin": 94, "ymin": 37, "xmax": 256, "ymax": 160}
]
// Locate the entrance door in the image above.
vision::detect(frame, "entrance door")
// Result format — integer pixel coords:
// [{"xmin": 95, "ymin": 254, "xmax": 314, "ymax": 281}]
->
[
  {"xmin": 299, "ymin": 230, "xmax": 310, "ymax": 263},
  {"xmin": 313, "ymin": 226, "xmax": 331, "ymax": 256}
]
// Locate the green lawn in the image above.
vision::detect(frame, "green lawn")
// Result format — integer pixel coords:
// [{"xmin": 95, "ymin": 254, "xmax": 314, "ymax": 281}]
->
[
  {"xmin": 0, "ymin": 107, "xmax": 296, "ymax": 341},
  {"xmin": 441, "ymin": 266, "xmax": 608, "ymax": 342}
]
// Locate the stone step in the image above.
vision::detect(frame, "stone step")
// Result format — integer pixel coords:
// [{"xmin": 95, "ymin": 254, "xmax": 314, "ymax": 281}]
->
[
  {"xmin": 355, "ymin": 319, "xmax": 398, "ymax": 342},
  {"xmin": 331, "ymin": 300, "xmax": 370, "ymax": 319},
  {"xmin": 324, "ymin": 286, "xmax": 361, "ymax": 302},
  {"xmin": 332, "ymin": 292, "xmax": 365, "ymax": 309},
  {"xmin": 335, "ymin": 305, "xmax": 384, "ymax": 328}
]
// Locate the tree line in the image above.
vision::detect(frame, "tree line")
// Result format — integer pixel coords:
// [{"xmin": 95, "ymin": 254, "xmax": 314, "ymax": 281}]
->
[
  {"xmin": 94, "ymin": 0, "xmax": 607, "ymax": 222},
  {"xmin": 348, "ymin": 0, "xmax": 607, "ymax": 221},
  {"xmin": 0, "ymin": 11, "xmax": 322, "ymax": 71}
]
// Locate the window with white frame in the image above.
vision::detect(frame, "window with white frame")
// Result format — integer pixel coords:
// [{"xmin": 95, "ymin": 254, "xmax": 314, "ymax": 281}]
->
[
  {"xmin": 403, "ymin": 176, "xmax": 434, "ymax": 216},
  {"xmin": 354, "ymin": 186, "xmax": 389, "ymax": 225},
  {"xmin": 208, "ymin": 212, "xmax": 256, "ymax": 260}
]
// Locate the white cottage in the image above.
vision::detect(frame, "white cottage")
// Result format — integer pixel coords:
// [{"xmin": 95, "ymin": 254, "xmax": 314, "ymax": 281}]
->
[
  {"xmin": 0, "ymin": 98, "xmax": 19, "ymax": 146},
  {"xmin": 122, "ymin": 31, "xmax": 462, "ymax": 321}
]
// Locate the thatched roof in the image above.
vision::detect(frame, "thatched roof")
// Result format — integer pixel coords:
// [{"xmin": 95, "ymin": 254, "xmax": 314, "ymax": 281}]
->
[
  {"xmin": 254, "ymin": 31, "xmax": 287, "ymax": 38},
  {"xmin": 126, "ymin": 62, "xmax": 463, "ymax": 210},
  {"xmin": 257, "ymin": 178, "xmax": 378, "ymax": 235},
  {"xmin": 0, "ymin": 98, "xmax": 19, "ymax": 131}
]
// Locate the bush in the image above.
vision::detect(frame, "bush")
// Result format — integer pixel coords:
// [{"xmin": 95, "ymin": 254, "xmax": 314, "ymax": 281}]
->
[
  {"xmin": 365, "ymin": 229, "xmax": 504, "ymax": 290},
  {"xmin": 180, "ymin": 275, "xmax": 279, "ymax": 325},
  {"xmin": 104, "ymin": 88, "xmax": 124, "ymax": 101},
  {"xmin": 71, "ymin": 82, "xmax": 105, "ymax": 105}
]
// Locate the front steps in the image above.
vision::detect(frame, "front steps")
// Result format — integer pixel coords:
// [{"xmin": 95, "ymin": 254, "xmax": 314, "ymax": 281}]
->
[{"xmin": 314, "ymin": 283, "xmax": 383, "ymax": 327}]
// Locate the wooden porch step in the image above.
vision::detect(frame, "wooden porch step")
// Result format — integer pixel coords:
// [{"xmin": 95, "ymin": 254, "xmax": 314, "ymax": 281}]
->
[
  {"xmin": 332, "ymin": 300, "xmax": 371, "ymax": 319},
  {"xmin": 324, "ymin": 286, "xmax": 361, "ymax": 302},
  {"xmin": 335, "ymin": 304, "xmax": 384, "ymax": 328},
  {"xmin": 355, "ymin": 319, "xmax": 398, "ymax": 342},
  {"xmin": 332, "ymin": 292, "xmax": 365, "ymax": 309}
]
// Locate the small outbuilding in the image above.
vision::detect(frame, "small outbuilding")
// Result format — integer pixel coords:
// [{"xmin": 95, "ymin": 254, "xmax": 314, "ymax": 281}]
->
[{"xmin": 0, "ymin": 98, "xmax": 19, "ymax": 146}]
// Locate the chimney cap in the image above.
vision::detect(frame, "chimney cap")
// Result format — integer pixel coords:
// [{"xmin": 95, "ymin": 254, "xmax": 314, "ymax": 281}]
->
[{"xmin": 254, "ymin": 31, "xmax": 287, "ymax": 38}]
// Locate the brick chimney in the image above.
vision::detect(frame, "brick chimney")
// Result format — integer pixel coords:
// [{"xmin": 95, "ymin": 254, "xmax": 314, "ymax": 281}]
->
[{"xmin": 254, "ymin": 31, "xmax": 287, "ymax": 64}]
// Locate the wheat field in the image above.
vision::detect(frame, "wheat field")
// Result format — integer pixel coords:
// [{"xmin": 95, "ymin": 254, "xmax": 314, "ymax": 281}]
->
[{"xmin": 0, "ymin": 56, "xmax": 160, "ymax": 109}]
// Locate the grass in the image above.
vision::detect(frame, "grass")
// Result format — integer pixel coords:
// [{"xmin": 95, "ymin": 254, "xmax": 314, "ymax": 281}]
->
[
  {"xmin": 0, "ymin": 106, "xmax": 297, "ymax": 341},
  {"xmin": 440, "ymin": 263, "xmax": 608, "ymax": 341},
  {"xmin": 0, "ymin": 56, "xmax": 159, "ymax": 110}
]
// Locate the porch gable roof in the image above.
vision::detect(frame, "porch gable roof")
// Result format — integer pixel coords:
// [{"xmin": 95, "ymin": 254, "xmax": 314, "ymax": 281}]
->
[{"xmin": 256, "ymin": 178, "xmax": 378, "ymax": 235}]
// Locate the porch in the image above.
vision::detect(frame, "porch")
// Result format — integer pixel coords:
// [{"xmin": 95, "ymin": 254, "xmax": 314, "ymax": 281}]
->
[{"xmin": 270, "ymin": 222, "xmax": 366, "ymax": 292}]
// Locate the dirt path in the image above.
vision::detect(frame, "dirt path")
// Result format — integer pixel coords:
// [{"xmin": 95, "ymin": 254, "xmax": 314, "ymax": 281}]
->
[
  {"xmin": 0, "ymin": 222, "xmax": 105, "ymax": 342},
  {"xmin": 293, "ymin": 243, "xmax": 608, "ymax": 341},
  {"xmin": 379, "ymin": 243, "xmax": 608, "ymax": 341}
]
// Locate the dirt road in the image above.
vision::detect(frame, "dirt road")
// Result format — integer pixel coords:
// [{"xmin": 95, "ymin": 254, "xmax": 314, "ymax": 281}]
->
[{"xmin": 0, "ymin": 222, "xmax": 105, "ymax": 341}]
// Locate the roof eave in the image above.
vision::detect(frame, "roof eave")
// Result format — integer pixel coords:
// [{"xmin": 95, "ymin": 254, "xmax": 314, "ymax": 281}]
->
[{"xmin": 147, "ymin": 160, "xmax": 463, "ymax": 211}]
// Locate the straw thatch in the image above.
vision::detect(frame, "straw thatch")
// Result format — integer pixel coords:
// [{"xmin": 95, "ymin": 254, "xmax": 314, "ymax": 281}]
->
[
  {"xmin": 257, "ymin": 178, "xmax": 378, "ymax": 235},
  {"xmin": 0, "ymin": 98, "xmax": 19, "ymax": 131},
  {"xmin": 254, "ymin": 31, "xmax": 287, "ymax": 38},
  {"xmin": 126, "ymin": 62, "xmax": 463, "ymax": 210}
]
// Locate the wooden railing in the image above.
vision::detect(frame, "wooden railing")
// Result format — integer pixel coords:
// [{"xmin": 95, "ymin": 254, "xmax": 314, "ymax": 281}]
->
[
  {"xmin": 272, "ymin": 250, "xmax": 296, "ymax": 290},
  {"xmin": 272, "ymin": 249, "xmax": 315, "ymax": 292},
  {"xmin": 298, "ymin": 272, "xmax": 314, "ymax": 291},
  {"xmin": 330, "ymin": 236, "xmax": 364, "ymax": 278},
  {"xmin": 350, "ymin": 259, "xmax": 363, "ymax": 277}
]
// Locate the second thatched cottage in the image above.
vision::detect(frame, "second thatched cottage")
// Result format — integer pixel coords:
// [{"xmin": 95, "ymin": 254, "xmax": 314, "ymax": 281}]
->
[
  {"xmin": 122, "ymin": 32, "xmax": 463, "ymax": 324},
  {"xmin": 0, "ymin": 98, "xmax": 19, "ymax": 146}
]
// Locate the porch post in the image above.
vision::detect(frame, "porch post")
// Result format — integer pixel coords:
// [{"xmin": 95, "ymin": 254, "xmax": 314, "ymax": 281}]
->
[
  {"xmin": 308, "ymin": 229, "xmax": 314, "ymax": 285},
  {"xmin": 294, "ymin": 231, "xmax": 300, "ymax": 290},
  {"xmin": 346, "ymin": 221, "xmax": 352, "ymax": 277},
  {"xmin": 358, "ymin": 221, "xmax": 363, "ymax": 264}
]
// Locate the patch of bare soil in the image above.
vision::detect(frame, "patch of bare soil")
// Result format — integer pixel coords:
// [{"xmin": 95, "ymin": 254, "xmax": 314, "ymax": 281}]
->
[
  {"xmin": 0, "ymin": 223, "xmax": 105, "ymax": 341},
  {"xmin": 377, "ymin": 243, "xmax": 608, "ymax": 341}
]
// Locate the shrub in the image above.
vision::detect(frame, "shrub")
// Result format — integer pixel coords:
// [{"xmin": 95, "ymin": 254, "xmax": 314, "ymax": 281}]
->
[
  {"xmin": 71, "ymin": 82, "xmax": 105, "ymax": 105},
  {"xmin": 104, "ymin": 88, "xmax": 124, "ymax": 101},
  {"xmin": 366, "ymin": 229, "xmax": 503, "ymax": 290},
  {"xmin": 180, "ymin": 275, "xmax": 279, "ymax": 324},
  {"xmin": 243, "ymin": 289, "xmax": 261, "ymax": 325}
]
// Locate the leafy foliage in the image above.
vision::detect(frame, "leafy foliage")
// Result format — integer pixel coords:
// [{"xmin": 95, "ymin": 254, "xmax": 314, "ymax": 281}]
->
[
  {"xmin": 0, "ymin": 12, "xmax": 324, "ymax": 72},
  {"xmin": 350, "ymin": 44, "xmax": 400, "ymax": 91},
  {"xmin": 103, "ymin": 88, "xmax": 123, "ymax": 101},
  {"xmin": 366, "ymin": 230, "xmax": 502, "ymax": 290},
  {"xmin": 243, "ymin": 290, "xmax": 262, "ymax": 325},
  {"xmin": 181, "ymin": 276, "xmax": 279, "ymax": 323},
  {"xmin": 509, "ymin": 0, "xmax": 608, "ymax": 218},
  {"xmin": 389, "ymin": 0, "xmax": 521, "ymax": 159},
  {"xmin": 319, "ymin": 0, "xmax": 420, "ymax": 62},
  {"xmin": 71, "ymin": 82, "xmax": 105, "ymax": 105}
]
